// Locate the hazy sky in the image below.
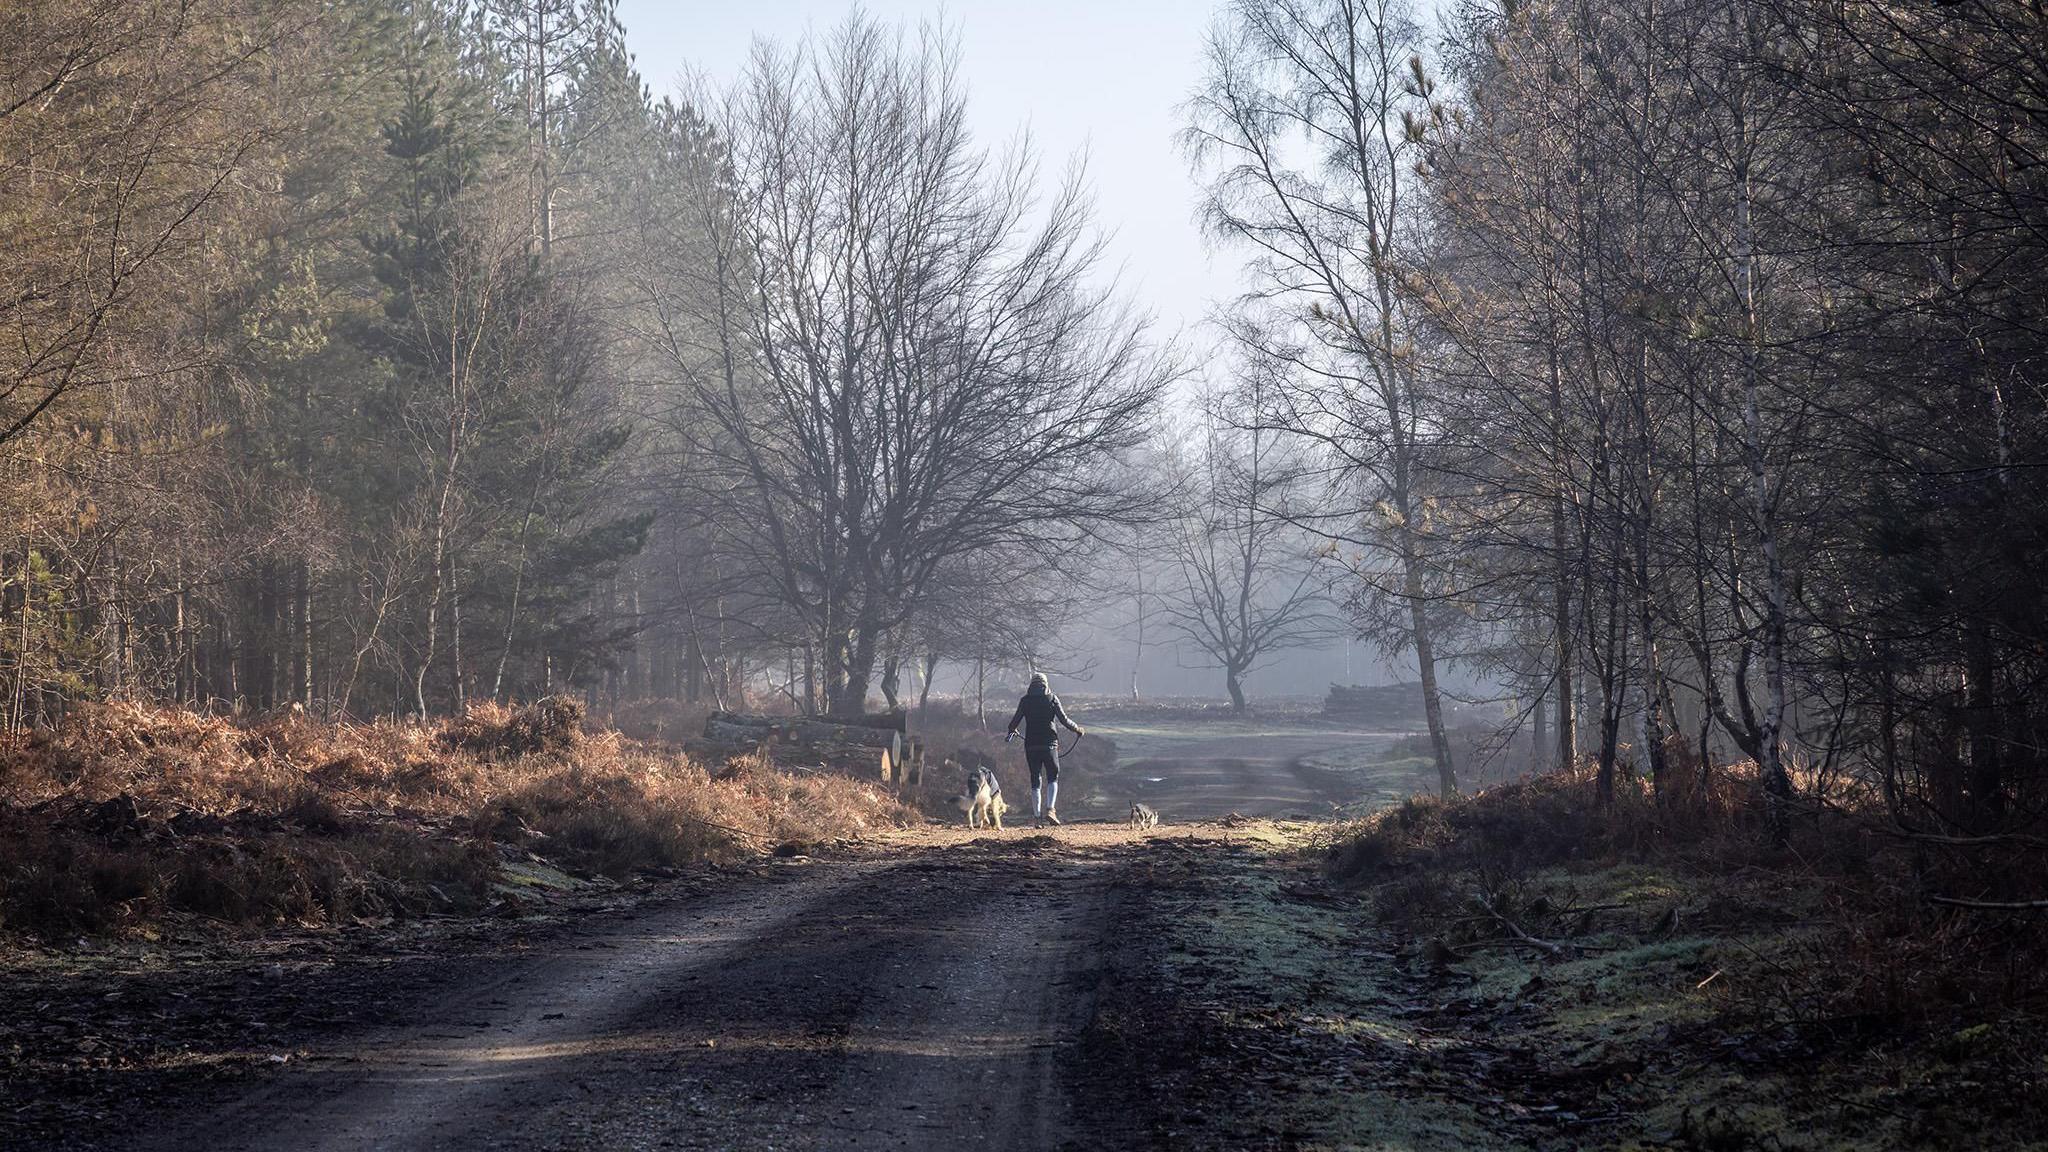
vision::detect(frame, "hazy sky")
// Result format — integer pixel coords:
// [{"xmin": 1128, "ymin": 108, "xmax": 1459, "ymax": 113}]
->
[{"xmin": 614, "ymin": 0, "xmax": 1237, "ymax": 346}]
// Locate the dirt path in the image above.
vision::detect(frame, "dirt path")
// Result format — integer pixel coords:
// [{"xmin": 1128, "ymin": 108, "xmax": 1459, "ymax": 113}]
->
[
  {"xmin": 17, "ymin": 753, "xmax": 1374, "ymax": 1151},
  {"xmin": 133, "ymin": 828, "xmax": 1146, "ymax": 1152}
]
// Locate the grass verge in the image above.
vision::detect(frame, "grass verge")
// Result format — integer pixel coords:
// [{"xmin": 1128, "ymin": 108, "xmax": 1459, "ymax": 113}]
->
[{"xmin": 1077, "ymin": 776, "xmax": 2048, "ymax": 1150}]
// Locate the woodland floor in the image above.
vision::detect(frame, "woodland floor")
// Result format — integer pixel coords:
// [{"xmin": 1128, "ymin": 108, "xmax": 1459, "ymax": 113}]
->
[{"xmin": 2, "ymin": 731, "xmax": 2037, "ymax": 1150}]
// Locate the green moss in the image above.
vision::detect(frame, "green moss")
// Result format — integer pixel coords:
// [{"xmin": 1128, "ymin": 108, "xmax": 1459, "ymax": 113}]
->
[{"xmin": 492, "ymin": 858, "xmax": 590, "ymax": 893}]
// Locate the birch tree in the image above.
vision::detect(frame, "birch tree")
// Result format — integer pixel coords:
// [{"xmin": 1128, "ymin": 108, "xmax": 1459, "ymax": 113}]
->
[{"xmin": 1188, "ymin": 0, "xmax": 1461, "ymax": 791}]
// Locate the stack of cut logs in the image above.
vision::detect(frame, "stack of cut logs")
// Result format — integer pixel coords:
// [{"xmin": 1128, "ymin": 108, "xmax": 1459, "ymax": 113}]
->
[
  {"xmin": 1322, "ymin": 683, "xmax": 1426, "ymax": 725},
  {"xmin": 701, "ymin": 710, "xmax": 924, "ymax": 785}
]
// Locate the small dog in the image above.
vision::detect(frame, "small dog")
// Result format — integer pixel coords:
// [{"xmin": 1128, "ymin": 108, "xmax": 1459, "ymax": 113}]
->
[
  {"xmin": 954, "ymin": 763, "xmax": 1007, "ymax": 831},
  {"xmin": 1128, "ymin": 801, "xmax": 1159, "ymax": 831}
]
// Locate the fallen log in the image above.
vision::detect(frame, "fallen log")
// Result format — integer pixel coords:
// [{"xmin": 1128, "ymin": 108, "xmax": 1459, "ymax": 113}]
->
[
  {"xmin": 703, "ymin": 711, "xmax": 906, "ymax": 780},
  {"xmin": 706, "ymin": 711, "xmax": 902, "ymax": 747},
  {"xmin": 1928, "ymin": 894, "xmax": 2048, "ymax": 911},
  {"xmin": 785, "ymin": 718, "xmax": 899, "ymax": 750},
  {"xmin": 818, "ymin": 711, "xmax": 908, "ymax": 733},
  {"xmin": 704, "ymin": 718, "xmax": 777, "ymax": 744}
]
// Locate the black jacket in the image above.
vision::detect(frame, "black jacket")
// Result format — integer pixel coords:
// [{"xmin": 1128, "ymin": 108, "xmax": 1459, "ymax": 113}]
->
[{"xmin": 1007, "ymin": 688, "xmax": 1075, "ymax": 749}]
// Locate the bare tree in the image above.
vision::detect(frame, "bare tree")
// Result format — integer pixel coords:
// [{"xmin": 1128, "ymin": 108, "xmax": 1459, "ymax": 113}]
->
[
  {"xmin": 639, "ymin": 14, "xmax": 1170, "ymax": 715},
  {"xmin": 1155, "ymin": 384, "xmax": 1339, "ymax": 712},
  {"xmin": 1188, "ymin": 0, "xmax": 1460, "ymax": 790},
  {"xmin": 0, "ymin": 0, "xmax": 311, "ymax": 448}
]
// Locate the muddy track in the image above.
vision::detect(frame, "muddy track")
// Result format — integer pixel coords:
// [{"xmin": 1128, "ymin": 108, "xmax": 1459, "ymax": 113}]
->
[
  {"xmin": 14, "ymin": 736, "xmax": 1406, "ymax": 1152},
  {"xmin": 133, "ymin": 830, "xmax": 1142, "ymax": 1152}
]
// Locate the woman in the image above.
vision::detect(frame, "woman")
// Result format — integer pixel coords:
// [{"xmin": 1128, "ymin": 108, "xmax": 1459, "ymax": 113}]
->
[{"xmin": 1006, "ymin": 672, "xmax": 1085, "ymax": 825}]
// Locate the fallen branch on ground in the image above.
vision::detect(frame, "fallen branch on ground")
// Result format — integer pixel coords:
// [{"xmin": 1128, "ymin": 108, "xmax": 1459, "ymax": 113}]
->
[
  {"xmin": 677, "ymin": 813, "xmax": 770, "ymax": 842},
  {"xmin": 1889, "ymin": 826, "xmax": 2048, "ymax": 851},
  {"xmin": 1928, "ymin": 895, "xmax": 2048, "ymax": 912},
  {"xmin": 1475, "ymin": 893, "xmax": 1569, "ymax": 957},
  {"xmin": 1454, "ymin": 935, "xmax": 1607, "ymax": 956}
]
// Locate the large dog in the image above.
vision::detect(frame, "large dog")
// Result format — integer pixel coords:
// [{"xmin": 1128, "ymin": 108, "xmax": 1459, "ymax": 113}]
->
[
  {"xmin": 1128, "ymin": 801, "xmax": 1159, "ymax": 831},
  {"xmin": 952, "ymin": 762, "xmax": 1008, "ymax": 831}
]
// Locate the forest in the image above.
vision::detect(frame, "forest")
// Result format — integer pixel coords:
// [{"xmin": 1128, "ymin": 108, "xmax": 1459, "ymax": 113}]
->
[
  {"xmin": 2, "ymin": 0, "xmax": 1168, "ymax": 730},
  {"xmin": 9, "ymin": 0, "xmax": 2043, "ymax": 842},
  {"xmin": 4, "ymin": 0, "xmax": 2047, "ymax": 1148}
]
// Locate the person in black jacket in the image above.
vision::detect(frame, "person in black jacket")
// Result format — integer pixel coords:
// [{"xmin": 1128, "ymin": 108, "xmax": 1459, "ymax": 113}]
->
[{"xmin": 1006, "ymin": 672, "xmax": 1084, "ymax": 825}]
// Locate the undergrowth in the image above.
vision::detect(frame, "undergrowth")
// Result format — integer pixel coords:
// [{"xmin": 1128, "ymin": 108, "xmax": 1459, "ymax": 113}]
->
[
  {"xmin": 0, "ymin": 699, "xmax": 914, "ymax": 941},
  {"xmin": 1324, "ymin": 762, "xmax": 2048, "ymax": 1147}
]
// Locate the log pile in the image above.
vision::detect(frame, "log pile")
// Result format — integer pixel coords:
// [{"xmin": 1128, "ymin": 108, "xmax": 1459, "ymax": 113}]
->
[
  {"xmin": 1321, "ymin": 683, "xmax": 1426, "ymax": 725},
  {"xmin": 701, "ymin": 711, "xmax": 923, "ymax": 785}
]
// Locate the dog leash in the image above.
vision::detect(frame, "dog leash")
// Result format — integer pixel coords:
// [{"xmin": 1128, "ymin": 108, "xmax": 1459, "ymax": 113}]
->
[
  {"xmin": 1008, "ymin": 730, "xmax": 1082, "ymax": 756},
  {"xmin": 1060, "ymin": 730, "xmax": 1081, "ymax": 758}
]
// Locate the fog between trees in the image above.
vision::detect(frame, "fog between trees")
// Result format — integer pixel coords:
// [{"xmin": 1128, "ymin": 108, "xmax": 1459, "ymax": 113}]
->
[{"xmin": 4, "ymin": 0, "xmax": 2045, "ymax": 832}]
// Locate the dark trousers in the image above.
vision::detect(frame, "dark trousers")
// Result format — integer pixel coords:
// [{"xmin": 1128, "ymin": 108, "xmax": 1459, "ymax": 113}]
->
[{"xmin": 1025, "ymin": 743, "xmax": 1060, "ymax": 787}]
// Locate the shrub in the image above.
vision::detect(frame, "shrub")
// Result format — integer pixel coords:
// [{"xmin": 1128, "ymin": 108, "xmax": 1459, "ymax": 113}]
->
[{"xmin": 438, "ymin": 697, "xmax": 586, "ymax": 757}]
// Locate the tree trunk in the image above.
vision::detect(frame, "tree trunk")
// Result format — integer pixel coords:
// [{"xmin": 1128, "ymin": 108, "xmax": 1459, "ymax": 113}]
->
[
  {"xmin": 416, "ymin": 529, "xmax": 445, "ymax": 720},
  {"xmin": 1965, "ymin": 623, "xmax": 2003, "ymax": 821},
  {"xmin": 1388, "ymin": 350, "xmax": 1455, "ymax": 795},
  {"xmin": 879, "ymin": 656, "xmax": 901, "ymax": 709},
  {"xmin": 265, "ymin": 564, "xmax": 283, "ymax": 708},
  {"xmin": 685, "ymin": 632, "xmax": 703, "ymax": 703},
  {"xmin": 1636, "ymin": 528, "xmax": 1671, "ymax": 792},
  {"xmin": 1224, "ymin": 665, "xmax": 1247, "ymax": 713},
  {"xmin": 1734, "ymin": 106, "xmax": 1792, "ymax": 833},
  {"xmin": 817, "ymin": 596, "xmax": 847, "ymax": 715},
  {"xmin": 1130, "ymin": 564, "xmax": 1145, "ymax": 701},
  {"xmin": 449, "ymin": 565, "xmax": 467, "ymax": 712},
  {"xmin": 297, "ymin": 558, "xmax": 313, "ymax": 708},
  {"xmin": 174, "ymin": 564, "xmax": 191, "ymax": 707},
  {"xmin": 491, "ymin": 500, "xmax": 540, "ymax": 703},
  {"xmin": 1552, "ymin": 483, "xmax": 1576, "ymax": 776},
  {"xmin": 1594, "ymin": 569, "xmax": 1628, "ymax": 807},
  {"xmin": 1412, "ymin": 604, "xmax": 1456, "ymax": 798},
  {"xmin": 802, "ymin": 642, "xmax": 816, "ymax": 716},
  {"xmin": 1539, "ymin": 121, "xmax": 1577, "ymax": 783},
  {"xmin": 879, "ymin": 626, "xmax": 902, "ymax": 709},
  {"xmin": 1877, "ymin": 640, "xmax": 1902, "ymax": 821},
  {"xmin": 833, "ymin": 615, "xmax": 879, "ymax": 715}
]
